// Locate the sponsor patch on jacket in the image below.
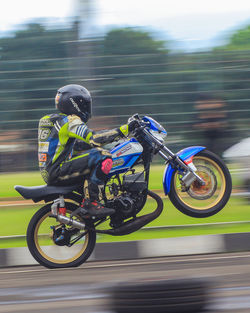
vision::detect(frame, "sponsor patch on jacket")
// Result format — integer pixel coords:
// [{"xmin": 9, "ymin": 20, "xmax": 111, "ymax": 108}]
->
[
  {"xmin": 39, "ymin": 162, "xmax": 47, "ymax": 167},
  {"xmin": 39, "ymin": 119, "xmax": 53, "ymax": 126},
  {"xmin": 38, "ymin": 142, "xmax": 49, "ymax": 152},
  {"xmin": 38, "ymin": 153, "xmax": 47, "ymax": 162},
  {"xmin": 68, "ymin": 114, "xmax": 82, "ymax": 124},
  {"xmin": 38, "ymin": 128, "xmax": 51, "ymax": 141}
]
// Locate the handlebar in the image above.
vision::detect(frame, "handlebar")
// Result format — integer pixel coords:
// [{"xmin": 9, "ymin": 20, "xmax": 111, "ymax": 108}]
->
[
  {"xmin": 129, "ymin": 114, "xmax": 165, "ymax": 152},
  {"xmin": 128, "ymin": 114, "xmax": 150, "ymax": 132}
]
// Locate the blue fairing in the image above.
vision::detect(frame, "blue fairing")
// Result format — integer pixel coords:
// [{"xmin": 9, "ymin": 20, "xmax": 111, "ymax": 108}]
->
[
  {"xmin": 163, "ymin": 146, "xmax": 205, "ymax": 195},
  {"xmin": 110, "ymin": 155, "xmax": 141, "ymax": 175},
  {"xmin": 111, "ymin": 137, "xmax": 138, "ymax": 154},
  {"xmin": 142, "ymin": 116, "xmax": 167, "ymax": 135},
  {"xmin": 109, "ymin": 138, "xmax": 142, "ymax": 175}
]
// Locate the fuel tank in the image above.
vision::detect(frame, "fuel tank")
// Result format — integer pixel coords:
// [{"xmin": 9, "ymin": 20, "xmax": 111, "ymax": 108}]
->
[{"xmin": 110, "ymin": 138, "xmax": 143, "ymax": 173}]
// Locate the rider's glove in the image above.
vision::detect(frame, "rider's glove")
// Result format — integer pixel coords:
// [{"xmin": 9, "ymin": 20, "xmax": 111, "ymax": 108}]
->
[
  {"xmin": 118, "ymin": 115, "xmax": 140, "ymax": 137},
  {"xmin": 119, "ymin": 124, "xmax": 129, "ymax": 137}
]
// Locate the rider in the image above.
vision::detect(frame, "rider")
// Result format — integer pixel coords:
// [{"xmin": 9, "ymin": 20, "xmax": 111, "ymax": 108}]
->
[{"xmin": 38, "ymin": 84, "xmax": 136, "ymax": 218}]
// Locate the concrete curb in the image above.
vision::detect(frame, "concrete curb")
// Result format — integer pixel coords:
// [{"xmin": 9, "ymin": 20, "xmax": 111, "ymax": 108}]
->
[{"xmin": 1, "ymin": 232, "xmax": 250, "ymax": 267}]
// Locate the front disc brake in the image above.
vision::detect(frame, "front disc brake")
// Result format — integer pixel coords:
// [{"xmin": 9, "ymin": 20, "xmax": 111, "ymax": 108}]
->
[{"xmin": 187, "ymin": 165, "xmax": 217, "ymax": 200}]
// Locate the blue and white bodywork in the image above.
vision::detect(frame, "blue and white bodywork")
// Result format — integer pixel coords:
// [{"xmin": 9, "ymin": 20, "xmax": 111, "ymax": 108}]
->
[
  {"xmin": 110, "ymin": 116, "xmax": 167, "ymax": 174},
  {"xmin": 110, "ymin": 138, "xmax": 143, "ymax": 174},
  {"xmin": 109, "ymin": 115, "xmax": 205, "ymax": 194},
  {"xmin": 142, "ymin": 116, "xmax": 167, "ymax": 142}
]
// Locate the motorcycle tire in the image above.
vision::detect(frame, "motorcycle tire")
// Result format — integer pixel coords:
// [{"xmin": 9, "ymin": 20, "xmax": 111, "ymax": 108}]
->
[
  {"xmin": 168, "ymin": 149, "xmax": 232, "ymax": 218},
  {"xmin": 27, "ymin": 202, "xmax": 96, "ymax": 268}
]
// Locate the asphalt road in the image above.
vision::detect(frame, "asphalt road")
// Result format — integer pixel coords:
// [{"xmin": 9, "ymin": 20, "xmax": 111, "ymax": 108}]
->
[{"xmin": 1, "ymin": 252, "xmax": 250, "ymax": 313}]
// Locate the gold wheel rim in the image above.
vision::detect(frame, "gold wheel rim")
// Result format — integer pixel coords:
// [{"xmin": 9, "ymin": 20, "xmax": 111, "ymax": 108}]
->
[
  {"xmin": 174, "ymin": 156, "xmax": 226, "ymax": 210},
  {"xmin": 34, "ymin": 210, "xmax": 89, "ymax": 264}
]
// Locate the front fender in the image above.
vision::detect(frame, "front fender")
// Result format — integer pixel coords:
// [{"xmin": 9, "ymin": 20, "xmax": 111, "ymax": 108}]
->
[{"xmin": 163, "ymin": 146, "xmax": 205, "ymax": 195}]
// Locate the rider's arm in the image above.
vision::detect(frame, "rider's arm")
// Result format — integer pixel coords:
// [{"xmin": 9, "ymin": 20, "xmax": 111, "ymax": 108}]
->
[{"xmin": 67, "ymin": 115, "xmax": 129, "ymax": 147}]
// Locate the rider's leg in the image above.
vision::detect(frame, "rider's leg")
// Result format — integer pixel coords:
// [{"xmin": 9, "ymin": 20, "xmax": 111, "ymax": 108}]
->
[
  {"xmin": 48, "ymin": 148, "xmax": 114, "ymax": 217},
  {"xmin": 87, "ymin": 149, "xmax": 113, "ymax": 200}
]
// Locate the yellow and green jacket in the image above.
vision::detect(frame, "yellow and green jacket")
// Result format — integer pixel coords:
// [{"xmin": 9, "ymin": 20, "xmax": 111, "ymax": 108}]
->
[{"xmin": 38, "ymin": 113, "xmax": 128, "ymax": 180}]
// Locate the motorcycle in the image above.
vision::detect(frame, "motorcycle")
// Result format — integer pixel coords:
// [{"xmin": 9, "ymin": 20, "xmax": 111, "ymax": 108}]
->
[{"xmin": 15, "ymin": 114, "xmax": 232, "ymax": 268}]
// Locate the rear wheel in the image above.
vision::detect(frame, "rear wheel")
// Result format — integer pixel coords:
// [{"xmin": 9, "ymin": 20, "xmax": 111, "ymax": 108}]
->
[
  {"xmin": 168, "ymin": 150, "xmax": 232, "ymax": 217},
  {"xmin": 27, "ymin": 202, "xmax": 96, "ymax": 268}
]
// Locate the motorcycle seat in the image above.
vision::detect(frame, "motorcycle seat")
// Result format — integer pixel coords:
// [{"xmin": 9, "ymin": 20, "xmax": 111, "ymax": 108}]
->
[{"xmin": 14, "ymin": 184, "xmax": 80, "ymax": 201}]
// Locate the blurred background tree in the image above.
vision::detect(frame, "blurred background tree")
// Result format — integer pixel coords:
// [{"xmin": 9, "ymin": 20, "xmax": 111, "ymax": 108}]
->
[
  {"xmin": 0, "ymin": 22, "xmax": 77, "ymax": 170},
  {"xmin": 92, "ymin": 28, "xmax": 170, "ymax": 121},
  {"xmin": 221, "ymin": 25, "xmax": 250, "ymax": 50},
  {"xmin": 0, "ymin": 19, "xmax": 249, "ymax": 171},
  {"xmin": 0, "ymin": 22, "xmax": 77, "ymax": 125}
]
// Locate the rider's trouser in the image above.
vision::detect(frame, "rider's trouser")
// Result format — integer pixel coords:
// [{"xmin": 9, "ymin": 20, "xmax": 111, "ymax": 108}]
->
[{"xmin": 47, "ymin": 148, "xmax": 113, "ymax": 201}]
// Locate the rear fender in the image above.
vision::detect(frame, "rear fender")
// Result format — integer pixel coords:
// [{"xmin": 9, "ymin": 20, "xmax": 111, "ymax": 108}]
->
[{"xmin": 163, "ymin": 146, "xmax": 205, "ymax": 195}]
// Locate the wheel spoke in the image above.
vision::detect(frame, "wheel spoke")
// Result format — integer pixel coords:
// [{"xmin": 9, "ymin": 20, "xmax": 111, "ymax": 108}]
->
[{"xmin": 174, "ymin": 156, "xmax": 226, "ymax": 210}]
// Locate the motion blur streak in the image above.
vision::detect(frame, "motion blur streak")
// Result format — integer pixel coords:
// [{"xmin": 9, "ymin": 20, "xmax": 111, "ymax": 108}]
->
[{"xmin": 1, "ymin": 253, "xmax": 250, "ymax": 312}]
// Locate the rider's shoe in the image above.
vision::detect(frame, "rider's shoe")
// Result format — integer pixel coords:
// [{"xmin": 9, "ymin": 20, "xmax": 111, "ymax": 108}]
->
[{"xmin": 81, "ymin": 199, "xmax": 115, "ymax": 218}]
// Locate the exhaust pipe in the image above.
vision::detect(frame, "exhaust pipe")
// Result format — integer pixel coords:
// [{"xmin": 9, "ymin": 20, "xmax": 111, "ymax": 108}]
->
[
  {"xmin": 50, "ymin": 197, "xmax": 86, "ymax": 230},
  {"xmin": 95, "ymin": 190, "xmax": 163, "ymax": 236},
  {"xmin": 51, "ymin": 190, "xmax": 163, "ymax": 235},
  {"xmin": 56, "ymin": 215, "xmax": 86, "ymax": 230}
]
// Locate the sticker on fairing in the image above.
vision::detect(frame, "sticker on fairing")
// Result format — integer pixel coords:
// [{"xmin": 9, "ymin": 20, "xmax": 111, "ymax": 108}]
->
[
  {"xmin": 116, "ymin": 144, "xmax": 132, "ymax": 157},
  {"xmin": 112, "ymin": 158, "xmax": 125, "ymax": 167}
]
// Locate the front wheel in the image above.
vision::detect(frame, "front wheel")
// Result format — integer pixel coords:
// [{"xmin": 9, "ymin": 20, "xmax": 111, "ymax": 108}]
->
[
  {"xmin": 168, "ymin": 150, "xmax": 232, "ymax": 218},
  {"xmin": 27, "ymin": 202, "xmax": 96, "ymax": 268}
]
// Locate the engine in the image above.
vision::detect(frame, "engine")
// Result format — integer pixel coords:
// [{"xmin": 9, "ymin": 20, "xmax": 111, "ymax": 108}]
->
[{"xmin": 107, "ymin": 172, "xmax": 147, "ymax": 228}]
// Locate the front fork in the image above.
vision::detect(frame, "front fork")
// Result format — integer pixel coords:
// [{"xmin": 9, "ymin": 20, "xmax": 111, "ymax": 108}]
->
[
  {"xmin": 158, "ymin": 148, "xmax": 205, "ymax": 188},
  {"xmin": 142, "ymin": 128, "xmax": 205, "ymax": 188}
]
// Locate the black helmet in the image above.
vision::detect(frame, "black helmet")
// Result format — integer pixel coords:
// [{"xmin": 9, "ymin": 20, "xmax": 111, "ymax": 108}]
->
[{"xmin": 55, "ymin": 84, "xmax": 92, "ymax": 122}]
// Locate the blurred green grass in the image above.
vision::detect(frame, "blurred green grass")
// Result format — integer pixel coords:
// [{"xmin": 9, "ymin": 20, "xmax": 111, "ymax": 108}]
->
[
  {"xmin": 0, "ymin": 196, "xmax": 249, "ymax": 248},
  {"xmin": 0, "ymin": 171, "xmax": 44, "ymax": 198},
  {"xmin": 0, "ymin": 165, "xmax": 240, "ymax": 198},
  {"xmin": 0, "ymin": 166, "xmax": 248, "ymax": 248}
]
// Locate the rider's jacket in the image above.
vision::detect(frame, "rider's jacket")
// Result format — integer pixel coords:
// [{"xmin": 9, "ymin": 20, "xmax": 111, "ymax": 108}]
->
[{"xmin": 38, "ymin": 113, "xmax": 129, "ymax": 182}]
